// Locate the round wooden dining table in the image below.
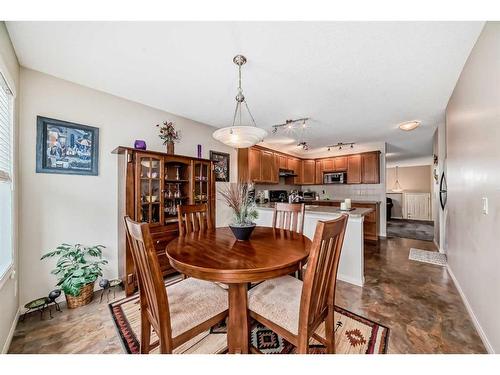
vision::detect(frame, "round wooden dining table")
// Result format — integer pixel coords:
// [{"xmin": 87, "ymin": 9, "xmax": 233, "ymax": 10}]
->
[{"xmin": 165, "ymin": 226, "xmax": 311, "ymax": 354}]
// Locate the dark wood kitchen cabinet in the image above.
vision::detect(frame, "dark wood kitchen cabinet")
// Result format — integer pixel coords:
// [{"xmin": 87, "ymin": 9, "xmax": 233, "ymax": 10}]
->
[
  {"xmin": 347, "ymin": 154, "xmax": 362, "ymax": 184},
  {"xmin": 113, "ymin": 147, "xmax": 215, "ymax": 296},
  {"xmin": 315, "ymin": 160, "xmax": 323, "ymax": 184},
  {"xmin": 322, "ymin": 158, "xmax": 335, "ymax": 172},
  {"xmin": 362, "ymin": 152, "xmax": 380, "ymax": 184},
  {"xmin": 287, "ymin": 157, "xmax": 302, "ymax": 185},
  {"xmin": 278, "ymin": 154, "xmax": 288, "ymax": 169},
  {"xmin": 261, "ymin": 150, "xmax": 275, "ymax": 183},
  {"xmin": 248, "ymin": 147, "xmax": 262, "ymax": 182},
  {"xmin": 302, "ymin": 160, "xmax": 316, "ymax": 185},
  {"xmin": 334, "ymin": 156, "xmax": 348, "ymax": 171},
  {"xmin": 238, "ymin": 145, "xmax": 380, "ymax": 185}
]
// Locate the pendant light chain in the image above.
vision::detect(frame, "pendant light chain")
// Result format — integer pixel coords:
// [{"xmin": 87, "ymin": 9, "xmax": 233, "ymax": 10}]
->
[{"xmin": 212, "ymin": 55, "xmax": 268, "ymax": 148}]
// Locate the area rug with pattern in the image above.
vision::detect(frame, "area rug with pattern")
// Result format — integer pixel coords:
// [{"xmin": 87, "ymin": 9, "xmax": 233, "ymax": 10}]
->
[{"xmin": 109, "ymin": 291, "xmax": 389, "ymax": 354}]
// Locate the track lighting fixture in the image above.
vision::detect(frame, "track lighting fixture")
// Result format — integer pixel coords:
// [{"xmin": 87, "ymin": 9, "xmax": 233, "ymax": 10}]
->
[{"xmin": 326, "ymin": 142, "xmax": 355, "ymax": 151}]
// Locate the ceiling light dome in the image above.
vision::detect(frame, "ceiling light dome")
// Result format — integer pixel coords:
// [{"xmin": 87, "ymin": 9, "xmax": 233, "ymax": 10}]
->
[
  {"xmin": 212, "ymin": 126, "xmax": 268, "ymax": 149},
  {"xmin": 213, "ymin": 55, "xmax": 268, "ymax": 148},
  {"xmin": 398, "ymin": 120, "xmax": 421, "ymax": 131}
]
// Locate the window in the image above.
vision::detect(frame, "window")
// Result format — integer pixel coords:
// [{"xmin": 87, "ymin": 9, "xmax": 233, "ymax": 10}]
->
[{"xmin": 0, "ymin": 71, "xmax": 13, "ymax": 280}]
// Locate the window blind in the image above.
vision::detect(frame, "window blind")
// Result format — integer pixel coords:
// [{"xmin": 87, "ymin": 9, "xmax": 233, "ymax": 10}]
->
[
  {"xmin": 0, "ymin": 72, "xmax": 12, "ymax": 182},
  {"xmin": 0, "ymin": 71, "xmax": 13, "ymax": 278}
]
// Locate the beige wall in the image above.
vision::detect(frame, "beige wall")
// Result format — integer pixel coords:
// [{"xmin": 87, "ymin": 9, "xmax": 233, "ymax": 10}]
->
[
  {"xmin": 18, "ymin": 68, "xmax": 237, "ymax": 306},
  {"xmin": 0, "ymin": 22, "xmax": 19, "ymax": 353},
  {"xmin": 386, "ymin": 165, "xmax": 432, "ymax": 219},
  {"xmin": 386, "ymin": 165, "xmax": 432, "ymax": 193},
  {"xmin": 446, "ymin": 22, "xmax": 499, "ymax": 353}
]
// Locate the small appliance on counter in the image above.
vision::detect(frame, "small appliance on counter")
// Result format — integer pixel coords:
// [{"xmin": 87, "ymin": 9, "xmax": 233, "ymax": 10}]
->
[
  {"xmin": 255, "ymin": 191, "xmax": 269, "ymax": 204},
  {"xmin": 323, "ymin": 172, "xmax": 347, "ymax": 184},
  {"xmin": 269, "ymin": 190, "xmax": 288, "ymax": 203},
  {"xmin": 301, "ymin": 190, "xmax": 316, "ymax": 201}
]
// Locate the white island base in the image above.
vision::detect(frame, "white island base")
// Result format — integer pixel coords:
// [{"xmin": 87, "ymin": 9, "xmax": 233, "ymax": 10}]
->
[{"xmin": 254, "ymin": 206, "xmax": 366, "ymax": 287}]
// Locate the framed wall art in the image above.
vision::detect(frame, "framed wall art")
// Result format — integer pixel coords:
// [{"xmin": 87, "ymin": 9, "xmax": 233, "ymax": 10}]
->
[
  {"xmin": 36, "ymin": 116, "xmax": 99, "ymax": 176},
  {"xmin": 209, "ymin": 150, "xmax": 230, "ymax": 182}
]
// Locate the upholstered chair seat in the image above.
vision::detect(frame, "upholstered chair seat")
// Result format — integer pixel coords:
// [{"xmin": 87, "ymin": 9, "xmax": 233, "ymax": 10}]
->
[
  {"xmin": 247, "ymin": 215, "xmax": 348, "ymax": 354},
  {"xmin": 248, "ymin": 275, "xmax": 302, "ymax": 335},
  {"xmin": 167, "ymin": 277, "xmax": 228, "ymax": 337}
]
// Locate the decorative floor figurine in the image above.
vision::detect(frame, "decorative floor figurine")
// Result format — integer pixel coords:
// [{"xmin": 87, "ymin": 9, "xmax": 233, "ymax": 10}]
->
[
  {"xmin": 21, "ymin": 289, "xmax": 62, "ymax": 321},
  {"xmin": 99, "ymin": 278, "xmax": 123, "ymax": 303},
  {"xmin": 21, "ymin": 297, "xmax": 50, "ymax": 321}
]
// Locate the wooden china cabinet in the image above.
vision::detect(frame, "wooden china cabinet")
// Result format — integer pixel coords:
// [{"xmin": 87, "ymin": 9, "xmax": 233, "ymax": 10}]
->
[{"xmin": 113, "ymin": 147, "xmax": 215, "ymax": 296}]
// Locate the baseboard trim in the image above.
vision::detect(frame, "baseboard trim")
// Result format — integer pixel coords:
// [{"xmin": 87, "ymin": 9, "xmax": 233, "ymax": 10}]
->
[
  {"xmin": 1, "ymin": 306, "xmax": 20, "ymax": 354},
  {"xmin": 446, "ymin": 264, "xmax": 494, "ymax": 354},
  {"xmin": 338, "ymin": 273, "xmax": 364, "ymax": 288},
  {"xmin": 433, "ymin": 239, "xmax": 445, "ymax": 253}
]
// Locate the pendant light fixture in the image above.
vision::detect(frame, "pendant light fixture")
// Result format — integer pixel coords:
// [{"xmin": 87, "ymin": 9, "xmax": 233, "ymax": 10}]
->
[
  {"xmin": 212, "ymin": 55, "xmax": 268, "ymax": 148},
  {"xmin": 392, "ymin": 166, "xmax": 403, "ymax": 192}
]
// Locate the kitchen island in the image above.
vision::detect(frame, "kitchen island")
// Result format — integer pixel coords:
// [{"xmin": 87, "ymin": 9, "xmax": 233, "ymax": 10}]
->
[{"xmin": 255, "ymin": 203, "xmax": 374, "ymax": 287}]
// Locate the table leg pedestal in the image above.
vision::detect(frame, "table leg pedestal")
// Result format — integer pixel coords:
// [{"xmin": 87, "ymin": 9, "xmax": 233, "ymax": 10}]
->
[{"xmin": 227, "ymin": 283, "xmax": 249, "ymax": 354}]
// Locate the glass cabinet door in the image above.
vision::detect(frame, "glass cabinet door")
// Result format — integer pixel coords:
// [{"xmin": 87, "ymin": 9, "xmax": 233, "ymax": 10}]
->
[
  {"xmin": 136, "ymin": 154, "xmax": 163, "ymax": 224},
  {"xmin": 193, "ymin": 161, "xmax": 211, "ymax": 204}
]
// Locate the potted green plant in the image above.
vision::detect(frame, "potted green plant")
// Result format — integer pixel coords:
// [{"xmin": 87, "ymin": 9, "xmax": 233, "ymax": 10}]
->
[
  {"xmin": 219, "ymin": 182, "xmax": 258, "ymax": 241},
  {"xmin": 41, "ymin": 244, "xmax": 107, "ymax": 309}
]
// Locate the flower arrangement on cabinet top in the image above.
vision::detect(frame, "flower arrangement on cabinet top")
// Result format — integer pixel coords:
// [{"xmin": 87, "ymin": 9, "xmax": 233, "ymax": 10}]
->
[{"xmin": 156, "ymin": 121, "xmax": 181, "ymax": 155}]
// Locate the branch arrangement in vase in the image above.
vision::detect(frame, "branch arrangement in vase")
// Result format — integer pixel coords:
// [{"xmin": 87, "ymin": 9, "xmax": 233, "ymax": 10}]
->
[
  {"xmin": 218, "ymin": 182, "xmax": 258, "ymax": 240},
  {"xmin": 156, "ymin": 121, "xmax": 181, "ymax": 145}
]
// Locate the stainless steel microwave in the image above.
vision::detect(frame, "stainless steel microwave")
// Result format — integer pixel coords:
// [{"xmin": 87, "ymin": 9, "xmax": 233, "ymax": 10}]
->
[{"xmin": 323, "ymin": 172, "xmax": 346, "ymax": 184}]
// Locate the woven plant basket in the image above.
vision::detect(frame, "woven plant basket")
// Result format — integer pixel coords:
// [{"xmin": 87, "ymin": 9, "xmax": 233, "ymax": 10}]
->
[{"xmin": 65, "ymin": 282, "xmax": 94, "ymax": 309}]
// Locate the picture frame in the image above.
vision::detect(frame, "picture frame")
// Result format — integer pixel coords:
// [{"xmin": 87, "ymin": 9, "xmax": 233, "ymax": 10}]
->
[
  {"xmin": 36, "ymin": 116, "xmax": 99, "ymax": 176},
  {"xmin": 210, "ymin": 150, "xmax": 230, "ymax": 182}
]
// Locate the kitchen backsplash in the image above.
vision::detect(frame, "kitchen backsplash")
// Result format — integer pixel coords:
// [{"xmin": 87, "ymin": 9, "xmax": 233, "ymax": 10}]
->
[
  {"xmin": 314, "ymin": 184, "xmax": 385, "ymax": 202},
  {"xmin": 255, "ymin": 183, "xmax": 384, "ymax": 202}
]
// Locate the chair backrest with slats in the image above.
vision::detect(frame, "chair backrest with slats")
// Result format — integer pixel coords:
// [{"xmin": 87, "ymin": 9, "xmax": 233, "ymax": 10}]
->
[
  {"xmin": 177, "ymin": 203, "xmax": 212, "ymax": 236},
  {"xmin": 124, "ymin": 216, "xmax": 173, "ymax": 351},
  {"xmin": 272, "ymin": 202, "xmax": 306, "ymax": 234},
  {"xmin": 298, "ymin": 214, "xmax": 348, "ymax": 335}
]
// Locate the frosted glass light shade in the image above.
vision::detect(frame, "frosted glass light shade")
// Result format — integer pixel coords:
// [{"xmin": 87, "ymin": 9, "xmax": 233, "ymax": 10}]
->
[
  {"xmin": 212, "ymin": 126, "xmax": 268, "ymax": 148},
  {"xmin": 392, "ymin": 179, "xmax": 403, "ymax": 192}
]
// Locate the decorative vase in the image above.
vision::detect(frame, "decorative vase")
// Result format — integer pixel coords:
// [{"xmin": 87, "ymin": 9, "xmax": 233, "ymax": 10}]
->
[
  {"xmin": 166, "ymin": 141, "xmax": 175, "ymax": 155},
  {"xmin": 229, "ymin": 223, "xmax": 256, "ymax": 241},
  {"xmin": 65, "ymin": 282, "xmax": 94, "ymax": 309}
]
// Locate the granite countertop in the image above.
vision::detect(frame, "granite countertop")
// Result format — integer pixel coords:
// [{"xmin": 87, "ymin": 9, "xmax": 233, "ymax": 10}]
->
[
  {"xmin": 255, "ymin": 203, "xmax": 374, "ymax": 218},
  {"xmin": 312, "ymin": 199, "xmax": 381, "ymax": 205}
]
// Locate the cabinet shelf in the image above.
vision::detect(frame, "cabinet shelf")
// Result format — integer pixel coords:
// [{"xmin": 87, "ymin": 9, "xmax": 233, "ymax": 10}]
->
[
  {"xmin": 165, "ymin": 179, "xmax": 189, "ymax": 183},
  {"xmin": 164, "ymin": 196, "xmax": 189, "ymax": 201}
]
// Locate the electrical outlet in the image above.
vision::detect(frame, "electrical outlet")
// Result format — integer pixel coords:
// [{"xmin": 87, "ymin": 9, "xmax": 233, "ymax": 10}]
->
[{"xmin": 482, "ymin": 197, "xmax": 488, "ymax": 215}]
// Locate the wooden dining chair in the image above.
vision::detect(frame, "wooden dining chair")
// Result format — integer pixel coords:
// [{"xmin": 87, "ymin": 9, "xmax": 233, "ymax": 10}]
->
[
  {"xmin": 272, "ymin": 202, "xmax": 306, "ymax": 234},
  {"xmin": 248, "ymin": 214, "xmax": 348, "ymax": 354},
  {"xmin": 177, "ymin": 203, "xmax": 212, "ymax": 236},
  {"xmin": 124, "ymin": 216, "xmax": 228, "ymax": 354},
  {"xmin": 272, "ymin": 202, "xmax": 306, "ymax": 279}
]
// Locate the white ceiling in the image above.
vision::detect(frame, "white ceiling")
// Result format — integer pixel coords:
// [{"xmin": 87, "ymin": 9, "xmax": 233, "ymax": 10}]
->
[{"xmin": 6, "ymin": 21, "xmax": 483, "ymax": 161}]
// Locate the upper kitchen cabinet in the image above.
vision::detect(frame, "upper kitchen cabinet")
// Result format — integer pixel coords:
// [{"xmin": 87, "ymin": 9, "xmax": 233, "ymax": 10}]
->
[
  {"xmin": 237, "ymin": 146, "xmax": 380, "ymax": 185},
  {"xmin": 287, "ymin": 157, "xmax": 302, "ymax": 185},
  {"xmin": 315, "ymin": 160, "xmax": 323, "ymax": 184},
  {"xmin": 261, "ymin": 150, "xmax": 277, "ymax": 183},
  {"xmin": 238, "ymin": 147, "xmax": 279, "ymax": 183},
  {"xmin": 302, "ymin": 160, "xmax": 316, "ymax": 185},
  {"xmin": 322, "ymin": 158, "xmax": 334, "ymax": 172},
  {"xmin": 248, "ymin": 147, "xmax": 262, "ymax": 182},
  {"xmin": 334, "ymin": 156, "xmax": 347, "ymax": 171},
  {"xmin": 361, "ymin": 151, "xmax": 380, "ymax": 184},
  {"xmin": 347, "ymin": 154, "xmax": 362, "ymax": 184},
  {"xmin": 278, "ymin": 154, "xmax": 288, "ymax": 169}
]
